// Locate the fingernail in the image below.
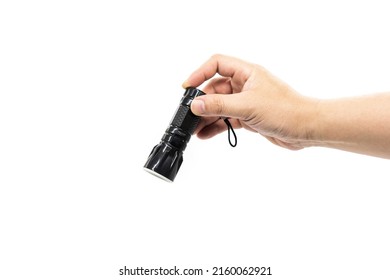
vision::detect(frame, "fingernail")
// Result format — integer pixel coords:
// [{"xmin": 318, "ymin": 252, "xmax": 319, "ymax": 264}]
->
[
  {"xmin": 191, "ymin": 99, "xmax": 205, "ymax": 115},
  {"xmin": 182, "ymin": 80, "xmax": 189, "ymax": 88}
]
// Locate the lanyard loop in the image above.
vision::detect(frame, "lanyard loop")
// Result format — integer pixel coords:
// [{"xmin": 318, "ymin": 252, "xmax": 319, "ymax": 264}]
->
[{"xmin": 223, "ymin": 118, "xmax": 237, "ymax": 147}]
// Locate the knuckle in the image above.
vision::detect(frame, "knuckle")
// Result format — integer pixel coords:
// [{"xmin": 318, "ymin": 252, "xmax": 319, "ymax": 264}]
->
[
  {"xmin": 210, "ymin": 53, "xmax": 224, "ymax": 61},
  {"xmin": 209, "ymin": 96, "xmax": 225, "ymax": 116}
]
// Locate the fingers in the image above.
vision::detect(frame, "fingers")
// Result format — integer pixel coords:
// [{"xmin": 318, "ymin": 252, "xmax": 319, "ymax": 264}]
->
[
  {"xmin": 191, "ymin": 91, "xmax": 251, "ymax": 119},
  {"xmin": 191, "ymin": 77, "xmax": 234, "ymax": 135},
  {"xmin": 202, "ymin": 77, "xmax": 233, "ymax": 95},
  {"xmin": 197, "ymin": 118, "xmax": 242, "ymax": 139},
  {"xmin": 193, "ymin": 116, "xmax": 219, "ymax": 135},
  {"xmin": 182, "ymin": 54, "xmax": 252, "ymax": 88}
]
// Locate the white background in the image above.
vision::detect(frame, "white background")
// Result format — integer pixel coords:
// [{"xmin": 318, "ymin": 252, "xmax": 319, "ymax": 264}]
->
[{"xmin": 1, "ymin": 1, "xmax": 389, "ymax": 279}]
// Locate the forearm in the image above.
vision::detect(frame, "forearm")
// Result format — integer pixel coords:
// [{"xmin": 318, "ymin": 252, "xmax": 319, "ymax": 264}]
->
[{"xmin": 308, "ymin": 92, "xmax": 390, "ymax": 159}]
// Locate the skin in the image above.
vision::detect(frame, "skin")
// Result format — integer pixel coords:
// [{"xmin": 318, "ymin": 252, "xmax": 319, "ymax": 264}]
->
[{"xmin": 182, "ymin": 54, "xmax": 390, "ymax": 159}]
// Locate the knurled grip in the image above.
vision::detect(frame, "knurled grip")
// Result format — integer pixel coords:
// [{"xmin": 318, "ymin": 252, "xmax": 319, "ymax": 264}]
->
[
  {"xmin": 170, "ymin": 87, "xmax": 205, "ymax": 135},
  {"xmin": 171, "ymin": 104, "xmax": 201, "ymax": 135},
  {"xmin": 144, "ymin": 87, "xmax": 206, "ymax": 182}
]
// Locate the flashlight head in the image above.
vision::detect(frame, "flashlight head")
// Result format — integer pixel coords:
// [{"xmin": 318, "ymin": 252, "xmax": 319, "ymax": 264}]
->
[{"xmin": 144, "ymin": 87, "xmax": 205, "ymax": 182}]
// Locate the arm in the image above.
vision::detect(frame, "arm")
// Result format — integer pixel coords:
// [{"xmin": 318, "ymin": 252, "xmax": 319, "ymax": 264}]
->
[
  {"xmin": 312, "ymin": 94, "xmax": 390, "ymax": 159},
  {"xmin": 183, "ymin": 54, "xmax": 390, "ymax": 159}
]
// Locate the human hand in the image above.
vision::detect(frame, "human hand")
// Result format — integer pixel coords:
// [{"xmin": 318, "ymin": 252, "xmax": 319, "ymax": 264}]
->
[{"xmin": 183, "ymin": 54, "xmax": 318, "ymax": 150}]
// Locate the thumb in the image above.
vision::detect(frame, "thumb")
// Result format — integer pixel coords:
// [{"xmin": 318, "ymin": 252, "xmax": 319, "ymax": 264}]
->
[{"xmin": 190, "ymin": 93, "xmax": 249, "ymax": 119}]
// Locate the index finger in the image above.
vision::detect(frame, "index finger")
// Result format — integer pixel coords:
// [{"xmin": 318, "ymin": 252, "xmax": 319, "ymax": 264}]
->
[{"xmin": 182, "ymin": 54, "xmax": 252, "ymax": 88}]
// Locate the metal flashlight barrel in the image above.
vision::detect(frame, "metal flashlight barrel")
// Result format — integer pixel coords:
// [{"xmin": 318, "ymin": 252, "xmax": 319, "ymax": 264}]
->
[{"xmin": 144, "ymin": 87, "xmax": 205, "ymax": 182}]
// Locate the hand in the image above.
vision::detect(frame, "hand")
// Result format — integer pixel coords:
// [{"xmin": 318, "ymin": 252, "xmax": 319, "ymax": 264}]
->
[{"xmin": 183, "ymin": 54, "xmax": 318, "ymax": 150}]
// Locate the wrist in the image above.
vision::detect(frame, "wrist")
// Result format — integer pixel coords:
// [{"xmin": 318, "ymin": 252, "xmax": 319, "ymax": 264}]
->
[
  {"xmin": 303, "ymin": 98, "xmax": 351, "ymax": 149},
  {"xmin": 295, "ymin": 97, "xmax": 324, "ymax": 148}
]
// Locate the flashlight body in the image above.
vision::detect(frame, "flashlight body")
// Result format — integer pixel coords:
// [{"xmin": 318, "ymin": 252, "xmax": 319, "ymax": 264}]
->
[{"xmin": 144, "ymin": 87, "xmax": 205, "ymax": 182}]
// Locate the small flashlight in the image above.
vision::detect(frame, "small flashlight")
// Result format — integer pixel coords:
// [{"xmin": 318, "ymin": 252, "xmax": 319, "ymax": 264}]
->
[{"xmin": 144, "ymin": 87, "xmax": 205, "ymax": 182}]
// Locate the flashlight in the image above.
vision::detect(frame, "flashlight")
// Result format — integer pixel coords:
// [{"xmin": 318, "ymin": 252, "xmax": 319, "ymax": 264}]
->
[{"xmin": 144, "ymin": 87, "xmax": 205, "ymax": 182}]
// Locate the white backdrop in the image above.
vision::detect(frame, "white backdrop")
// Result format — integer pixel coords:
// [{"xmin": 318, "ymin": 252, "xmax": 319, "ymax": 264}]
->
[{"xmin": 1, "ymin": 1, "xmax": 389, "ymax": 279}]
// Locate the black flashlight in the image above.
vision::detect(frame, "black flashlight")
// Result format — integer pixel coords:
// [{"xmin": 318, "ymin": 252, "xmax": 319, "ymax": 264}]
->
[{"xmin": 144, "ymin": 87, "xmax": 205, "ymax": 182}]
